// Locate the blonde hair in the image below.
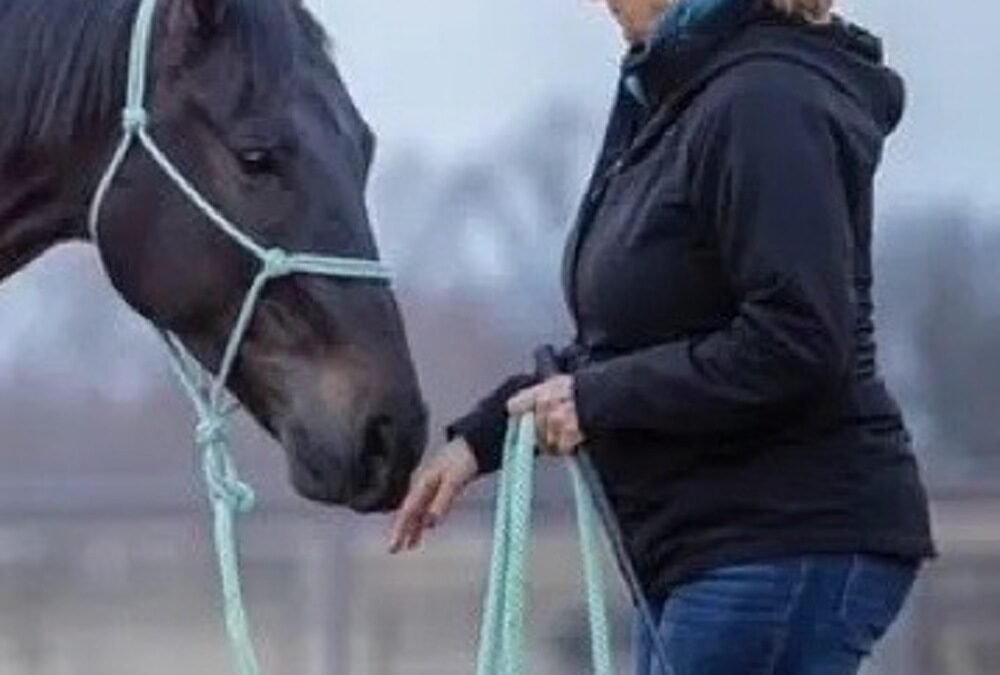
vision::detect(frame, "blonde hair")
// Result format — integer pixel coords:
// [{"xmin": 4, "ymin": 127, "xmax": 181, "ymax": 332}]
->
[{"xmin": 768, "ymin": 0, "xmax": 834, "ymax": 22}]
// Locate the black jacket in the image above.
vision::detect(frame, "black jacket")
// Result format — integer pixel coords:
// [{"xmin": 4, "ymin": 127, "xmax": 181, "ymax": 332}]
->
[{"xmin": 449, "ymin": 9, "xmax": 936, "ymax": 598}]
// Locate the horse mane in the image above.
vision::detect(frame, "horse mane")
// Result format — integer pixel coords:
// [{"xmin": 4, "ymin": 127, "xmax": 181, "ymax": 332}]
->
[{"xmin": 0, "ymin": 0, "xmax": 331, "ymax": 157}]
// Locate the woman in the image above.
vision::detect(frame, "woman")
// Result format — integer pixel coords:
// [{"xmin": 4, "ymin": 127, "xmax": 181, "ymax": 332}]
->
[{"xmin": 391, "ymin": 0, "xmax": 937, "ymax": 673}]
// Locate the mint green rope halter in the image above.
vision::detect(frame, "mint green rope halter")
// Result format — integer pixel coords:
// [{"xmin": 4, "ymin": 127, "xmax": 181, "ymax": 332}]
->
[
  {"xmin": 476, "ymin": 414, "xmax": 613, "ymax": 675},
  {"xmin": 87, "ymin": 1, "xmax": 392, "ymax": 673}
]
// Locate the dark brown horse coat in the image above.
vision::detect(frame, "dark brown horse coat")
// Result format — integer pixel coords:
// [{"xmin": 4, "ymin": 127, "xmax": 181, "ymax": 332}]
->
[{"xmin": 0, "ymin": 0, "xmax": 427, "ymax": 512}]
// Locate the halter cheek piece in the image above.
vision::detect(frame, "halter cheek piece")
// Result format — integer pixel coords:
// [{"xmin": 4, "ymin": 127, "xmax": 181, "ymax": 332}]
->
[{"xmin": 87, "ymin": 0, "xmax": 391, "ymax": 673}]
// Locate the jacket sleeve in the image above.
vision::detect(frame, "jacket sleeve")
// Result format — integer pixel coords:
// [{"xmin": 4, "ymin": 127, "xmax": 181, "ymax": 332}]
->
[
  {"xmin": 445, "ymin": 373, "xmax": 541, "ymax": 474},
  {"xmin": 572, "ymin": 77, "xmax": 856, "ymax": 438}
]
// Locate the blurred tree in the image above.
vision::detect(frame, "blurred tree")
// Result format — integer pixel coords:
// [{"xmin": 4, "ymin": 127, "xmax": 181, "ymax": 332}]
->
[{"xmin": 875, "ymin": 208, "xmax": 1000, "ymax": 485}]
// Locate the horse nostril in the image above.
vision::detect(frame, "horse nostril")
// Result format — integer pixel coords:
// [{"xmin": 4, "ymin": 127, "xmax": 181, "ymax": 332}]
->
[
  {"xmin": 359, "ymin": 416, "xmax": 394, "ymax": 486},
  {"xmin": 352, "ymin": 413, "xmax": 421, "ymax": 512},
  {"xmin": 365, "ymin": 415, "xmax": 395, "ymax": 458}
]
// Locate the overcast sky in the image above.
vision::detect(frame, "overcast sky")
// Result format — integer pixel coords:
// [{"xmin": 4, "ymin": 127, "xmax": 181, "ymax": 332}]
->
[
  {"xmin": 311, "ymin": 0, "xmax": 1000, "ymax": 216},
  {"xmin": 1, "ymin": 0, "xmax": 997, "ymax": 402}
]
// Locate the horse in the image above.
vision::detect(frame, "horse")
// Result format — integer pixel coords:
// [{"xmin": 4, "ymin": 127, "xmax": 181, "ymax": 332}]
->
[{"xmin": 0, "ymin": 0, "xmax": 429, "ymax": 513}]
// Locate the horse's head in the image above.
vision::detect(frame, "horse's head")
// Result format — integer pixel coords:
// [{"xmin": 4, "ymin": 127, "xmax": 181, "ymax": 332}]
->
[{"xmin": 93, "ymin": 0, "xmax": 427, "ymax": 512}]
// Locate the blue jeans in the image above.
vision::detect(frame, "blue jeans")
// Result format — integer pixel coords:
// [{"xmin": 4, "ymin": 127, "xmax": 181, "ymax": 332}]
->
[{"xmin": 634, "ymin": 554, "xmax": 919, "ymax": 675}]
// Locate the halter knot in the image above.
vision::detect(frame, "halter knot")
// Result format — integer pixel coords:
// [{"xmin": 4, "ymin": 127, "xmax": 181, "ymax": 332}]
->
[
  {"xmin": 212, "ymin": 475, "xmax": 256, "ymax": 513},
  {"xmin": 196, "ymin": 416, "xmax": 228, "ymax": 449},
  {"xmin": 122, "ymin": 106, "xmax": 149, "ymax": 132},
  {"xmin": 202, "ymin": 444, "xmax": 257, "ymax": 513},
  {"xmin": 261, "ymin": 248, "xmax": 291, "ymax": 278},
  {"xmin": 210, "ymin": 472, "xmax": 257, "ymax": 513}
]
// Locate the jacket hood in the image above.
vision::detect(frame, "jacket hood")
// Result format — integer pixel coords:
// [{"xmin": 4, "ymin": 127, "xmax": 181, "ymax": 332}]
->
[{"xmin": 625, "ymin": 0, "xmax": 905, "ymax": 136}]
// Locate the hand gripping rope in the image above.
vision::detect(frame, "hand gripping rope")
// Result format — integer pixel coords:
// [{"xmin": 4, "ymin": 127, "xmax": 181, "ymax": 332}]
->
[{"xmin": 475, "ymin": 347, "xmax": 675, "ymax": 675}]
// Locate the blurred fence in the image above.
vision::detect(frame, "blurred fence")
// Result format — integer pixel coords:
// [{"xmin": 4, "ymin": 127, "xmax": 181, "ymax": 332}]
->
[{"xmin": 0, "ymin": 485, "xmax": 998, "ymax": 675}]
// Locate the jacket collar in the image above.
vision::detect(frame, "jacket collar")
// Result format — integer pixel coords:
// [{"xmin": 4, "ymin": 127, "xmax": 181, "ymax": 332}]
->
[{"xmin": 622, "ymin": 0, "xmax": 768, "ymax": 110}]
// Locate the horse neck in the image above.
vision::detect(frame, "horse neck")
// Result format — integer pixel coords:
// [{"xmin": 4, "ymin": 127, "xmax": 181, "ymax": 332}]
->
[
  {"xmin": 0, "ymin": 0, "xmax": 141, "ymax": 282},
  {"xmin": 0, "ymin": 133, "xmax": 107, "ymax": 284}
]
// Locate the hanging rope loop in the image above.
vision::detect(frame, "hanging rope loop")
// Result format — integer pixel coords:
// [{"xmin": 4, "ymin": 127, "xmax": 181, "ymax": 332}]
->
[{"xmin": 475, "ymin": 414, "xmax": 613, "ymax": 675}]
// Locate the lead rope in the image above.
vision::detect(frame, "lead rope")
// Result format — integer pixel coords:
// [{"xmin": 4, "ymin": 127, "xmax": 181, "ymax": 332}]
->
[
  {"xmin": 476, "ymin": 347, "xmax": 677, "ymax": 675},
  {"xmin": 475, "ymin": 414, "xmax": 613, "ymax": 675},
  {"xmin": 86, "ymin": 1, "xmax": 392, "ymax": 674}
]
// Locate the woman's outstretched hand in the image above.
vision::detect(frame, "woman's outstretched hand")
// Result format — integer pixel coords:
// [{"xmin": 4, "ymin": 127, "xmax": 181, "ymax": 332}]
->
[
  {"xmin": 507, "ymin": 375, "xmax": 585, "ymax": 457},
  {"xmin": 389, "ymin": 437, "xmax": 479, "ymax": 553},
  {"xmin": 389, "ymin": 375, "xmax": 583, "ymax": 554}
]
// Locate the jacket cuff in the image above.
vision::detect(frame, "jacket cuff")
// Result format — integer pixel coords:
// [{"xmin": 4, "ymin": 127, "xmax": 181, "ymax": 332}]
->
[
  {"xmin": 445, "ymin": 413, "xmax": 506, "ymax": 475},
  {"xmin": 445, "ymin": 374, "xmax": 539, "ymax": 475},
  {"xmin": 573, "ymin": 364, "xmax": 615, "ymax": 436}
]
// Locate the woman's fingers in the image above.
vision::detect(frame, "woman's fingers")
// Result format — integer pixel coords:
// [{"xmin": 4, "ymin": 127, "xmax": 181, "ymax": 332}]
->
[
  {"xmin": 509, "ymin": 378, "xmax": 563, "ymax": 454},
  {"xmin": 389, "ymin": 470, "xmax": 441, "ymax": 554},
  {"xmin": 507, "ymin": 379, "xmax": 570, "ymax": 416},
  {"xmin": 507, "ymin": 384, "xmax": 542, "ymax": 416},
  {"xmin": 427, "ymin": 475, "xmax": 463, "ymax": 528},
  {"xmin": 389, "ymin": 438, "xmax": 480, "ymax": 554},
  {"xmin": 556, "ymin": 420, "xmax": 583, "ymax": 456},
  {"xmin": 534, "ymin": 406, "xmax": 553, "ymax": 453}
]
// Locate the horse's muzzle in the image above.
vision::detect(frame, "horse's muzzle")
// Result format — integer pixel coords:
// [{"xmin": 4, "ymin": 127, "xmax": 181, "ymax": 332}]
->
[{"xmin": 286, "ymin": 404, "xmax": 428, "ymax": 513}]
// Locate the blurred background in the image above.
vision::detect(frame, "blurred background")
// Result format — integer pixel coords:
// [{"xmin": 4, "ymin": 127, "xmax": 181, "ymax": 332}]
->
[{"xmin": 1, "ymin": 0, "xmax": 998, "ymax": 673}]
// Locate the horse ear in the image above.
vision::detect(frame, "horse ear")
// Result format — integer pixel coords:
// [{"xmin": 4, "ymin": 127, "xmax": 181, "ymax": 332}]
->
[{"xmin": 188, "ymin": 0, "xmax": 229, "ymax": 31}]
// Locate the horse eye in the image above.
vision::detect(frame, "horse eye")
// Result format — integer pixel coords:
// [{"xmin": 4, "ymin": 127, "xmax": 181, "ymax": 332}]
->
[{"xmin": 237, "ymin": 148, "xmax": 277, "ymax": 176}]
